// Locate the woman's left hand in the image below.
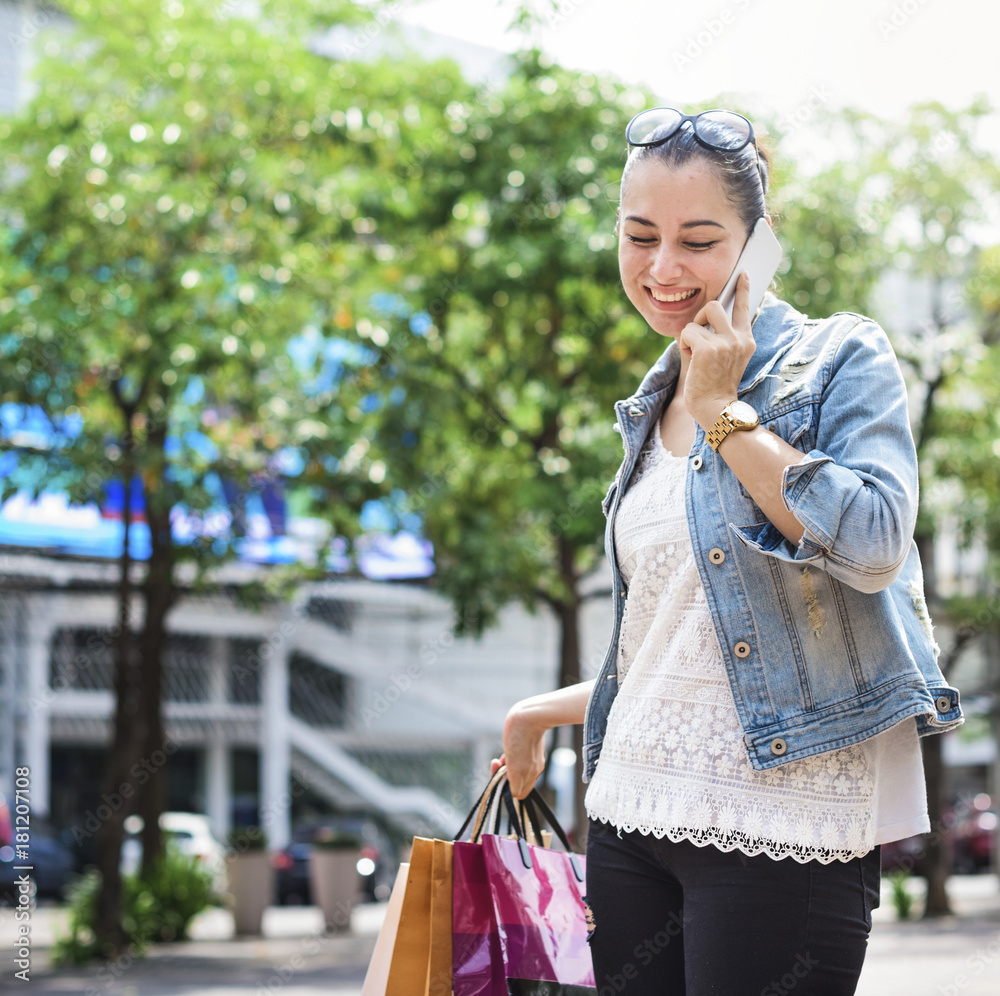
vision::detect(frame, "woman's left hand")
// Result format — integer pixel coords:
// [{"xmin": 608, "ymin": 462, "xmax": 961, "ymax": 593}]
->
[{"xmin": 678, "ymin": 271, "xmax": 756, "ymax": 429}]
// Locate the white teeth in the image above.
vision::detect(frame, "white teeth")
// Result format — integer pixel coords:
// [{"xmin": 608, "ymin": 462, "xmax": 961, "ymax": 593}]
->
[{"xmin": 650, "ymin": 288, "xmax": 697, "ymax": 303}]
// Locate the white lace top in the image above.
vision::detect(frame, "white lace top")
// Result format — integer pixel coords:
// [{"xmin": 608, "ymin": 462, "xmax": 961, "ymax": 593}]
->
[{"xmin": 584, "ymin": 422, "xmax": 929, "ymax": 863}]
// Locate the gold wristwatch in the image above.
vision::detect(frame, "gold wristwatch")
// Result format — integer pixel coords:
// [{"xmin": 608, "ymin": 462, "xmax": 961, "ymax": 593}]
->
[{"xmin": 706, "ymin": 400, "xmax": 760, "ymax": 451}]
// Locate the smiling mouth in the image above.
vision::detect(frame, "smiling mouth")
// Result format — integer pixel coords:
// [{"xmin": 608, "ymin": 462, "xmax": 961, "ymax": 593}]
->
[{"xmin": 649, "ymin": 287, "xmax": 698, "ymax": 303}]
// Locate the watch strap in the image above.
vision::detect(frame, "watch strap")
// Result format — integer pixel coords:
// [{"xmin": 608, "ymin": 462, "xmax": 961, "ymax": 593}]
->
[
  {"xmin": 706, "ymin": 402, "xmax": 757, "ymax": 451},
  {"xmin": 706, "ymin": 408, "xmax": 738, "ymax": 451}
]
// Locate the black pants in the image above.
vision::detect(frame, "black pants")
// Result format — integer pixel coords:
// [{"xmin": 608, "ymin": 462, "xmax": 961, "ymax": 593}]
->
[{"xmin": 585, "ymin": 818, "xmax": 881, "ymax": 996}]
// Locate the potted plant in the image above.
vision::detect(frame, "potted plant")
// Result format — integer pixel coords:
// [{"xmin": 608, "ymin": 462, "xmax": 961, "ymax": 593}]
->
[
  {"xmin": 308, "ymin": 829, "xmax": 362, "ymax": 932},
  {"xmin": 224, "ymin": 826, "xmax": 274, "ymax": 935}
]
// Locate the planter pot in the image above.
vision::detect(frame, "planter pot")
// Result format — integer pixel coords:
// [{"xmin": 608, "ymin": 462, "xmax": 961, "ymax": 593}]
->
[
  {"xmin": 309, "ymin": 848, "xmax": 361, "ymax": 932},
  {"xmin": 225, "ymin": 851, "xmax": 275, "ymax": 935}
]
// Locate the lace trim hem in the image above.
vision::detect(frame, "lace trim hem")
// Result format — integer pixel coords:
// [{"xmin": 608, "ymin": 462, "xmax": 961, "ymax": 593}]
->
[{"xmin": 586, "ymin": 811, "xmax": 872, "ymax": 865}]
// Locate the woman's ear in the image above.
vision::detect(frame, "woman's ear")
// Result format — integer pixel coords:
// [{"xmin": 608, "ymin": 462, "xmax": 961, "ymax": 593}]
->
[{"xmin": 614, "ymin": 208, "xmax": 621, "ymax": 237}]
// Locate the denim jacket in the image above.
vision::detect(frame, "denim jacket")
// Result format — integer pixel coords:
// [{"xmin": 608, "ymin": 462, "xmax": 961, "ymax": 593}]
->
[{"xmin": 583, "ymin": 295, "xmax": 963, "ymax": 780}]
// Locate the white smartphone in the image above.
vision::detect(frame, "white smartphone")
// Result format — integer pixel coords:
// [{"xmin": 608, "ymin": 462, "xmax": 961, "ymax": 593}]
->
[{"xmin": 714, "ymin": 216, "xmax": 783, "ymax": 325}]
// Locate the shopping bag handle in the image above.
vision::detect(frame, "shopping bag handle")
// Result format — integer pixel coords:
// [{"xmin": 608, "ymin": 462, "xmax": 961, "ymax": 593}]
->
[
  {"xmin": 455, "ymin": 764, "xmax": 510, "ymax": 843},
  {"xmin": 506, "ymin": 784, "xmax": 584, "ymax": 883}
]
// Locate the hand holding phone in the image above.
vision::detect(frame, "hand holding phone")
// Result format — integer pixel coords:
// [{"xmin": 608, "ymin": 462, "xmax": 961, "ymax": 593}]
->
[{"xmin": 712, "ymin": 217, "xmax": 783, "ymax": 329}]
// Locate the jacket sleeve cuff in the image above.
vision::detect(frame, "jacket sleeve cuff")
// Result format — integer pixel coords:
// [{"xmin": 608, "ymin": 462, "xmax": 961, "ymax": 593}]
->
[
  {"xmin": 780, "ymin": 451, "xmax": 842, "ymax": 551},
  {"xmin": 729, "ymin": 453, "xmax": 842, "ymax": 563}
]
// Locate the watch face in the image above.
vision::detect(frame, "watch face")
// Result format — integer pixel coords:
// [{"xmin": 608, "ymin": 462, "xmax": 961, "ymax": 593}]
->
[{"xmin": 728, "ymin": 401, "xmax": 759, "ymax": 427}]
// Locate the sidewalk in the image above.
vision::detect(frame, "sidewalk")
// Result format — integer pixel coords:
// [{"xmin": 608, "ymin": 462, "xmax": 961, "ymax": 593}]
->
[
  {"xmin": 0, "ymin": 903, "xmax": 384, "ymax": 994},
  {"xmin": 2, "ymin": 876, "xmax": 998, "ymax": 994},
  {"xmin": 858, "ymin": 874, "xmax": 1000, "ymax": 996}
]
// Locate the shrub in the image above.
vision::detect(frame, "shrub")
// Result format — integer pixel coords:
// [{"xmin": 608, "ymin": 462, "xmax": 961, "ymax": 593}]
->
[
  {"xmin": 312, "ymin": 828, "xmax": 362, "ymax": 850},
  {"xmin": 52, "ymin": 846, "xmax": 221, "ymax": 965},
  {"xmin": 126, "ymin": 846, "xmax": 220, "ymax": 942},
  {"xmin": 226, "ymin": 825, "xmax": 268, "ymax": 853},
  {"xmin": 51, "ymin": 869, "xmax": 104, "ymax": 965},
  {"xmin": 887, "ymin": 868, "xmax": 914, "ymax": 920}
]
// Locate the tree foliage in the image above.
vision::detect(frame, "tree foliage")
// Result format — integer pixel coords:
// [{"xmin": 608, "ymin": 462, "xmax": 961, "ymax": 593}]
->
[{"xmin": 0, "ymin": 0, "xmax": 459, "ymax": 952}]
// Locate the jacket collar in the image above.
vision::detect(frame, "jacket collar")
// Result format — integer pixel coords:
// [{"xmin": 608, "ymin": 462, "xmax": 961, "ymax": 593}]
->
[{"xmin": 627, "ymin": 294, "xmax": 807, "ymax": 404}]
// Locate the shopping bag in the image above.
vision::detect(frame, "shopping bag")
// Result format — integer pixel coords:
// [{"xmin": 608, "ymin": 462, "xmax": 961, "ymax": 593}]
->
[
  {"xmin": 385, "ymin": 836, "xmax": 454, "ymax": 996},
  {"xmin": 361, "ymin": 862, "xmax": 409, "ymax": 996},
  {"xmin": 452, "ymin": 767, "xmax": 514, "ymax": 996},
  {"xmin": 482, "ymin": 787, "xmax": 596, "ymax": 993},
  {"xmin": 428, "ymin": 838, "xmax": 453, "ymax": 996}
]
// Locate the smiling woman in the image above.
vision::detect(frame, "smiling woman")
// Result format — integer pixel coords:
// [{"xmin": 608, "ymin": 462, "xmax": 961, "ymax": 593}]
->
[
  {"xmin": 617, "ymin": 162, "xmax": 747, "ymax": 340},
  {"xmin": 493, "ymin": 104, "xmax": 963, "ymax": 995}
]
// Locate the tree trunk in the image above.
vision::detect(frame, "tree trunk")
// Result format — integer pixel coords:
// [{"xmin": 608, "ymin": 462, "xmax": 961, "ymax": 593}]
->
[
  {"xmin": 138, "ymin": 468, "xmax": 175, "ymax": 880},
  {"xmin": 914, "ymin": 526, "xmax": 953, "ymax": 916},
  {"xmin": 95, "ymin": 435, "xmax": 138, "ymax": 953},
  {"xmin": 553, "ymin": 535, "xmax": 587, "ymax": 848},
  {"xmin": 921, "ymin": 732, "xmax": 953, "ymax": 916}
]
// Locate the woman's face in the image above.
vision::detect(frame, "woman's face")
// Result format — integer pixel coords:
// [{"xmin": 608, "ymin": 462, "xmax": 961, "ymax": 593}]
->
[{"xmin": 618, "ymin": 157, "xmax": 747, "ymax": 339}]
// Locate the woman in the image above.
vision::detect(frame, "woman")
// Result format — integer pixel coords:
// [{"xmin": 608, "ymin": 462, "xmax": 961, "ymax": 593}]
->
[{"xmin": 492, "ymin": 108, "xmax": 963, "ymax": 995}]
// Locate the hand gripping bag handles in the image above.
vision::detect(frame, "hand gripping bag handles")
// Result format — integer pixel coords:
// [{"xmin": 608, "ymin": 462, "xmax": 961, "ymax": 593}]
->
[
  {"xmin": 366, "ymin": 767, "xmax": 595, "ymax": 996},
  {"xmin": 453, "ymin": 767, "xmax": 596, "ymax": 996},
  {"xmin": 365, "ymin": 766, "xmax": 513, "ymax": 996},
  {"xmin": 482, "ymin": 786, "xmax": 596, "ymax": 995}
]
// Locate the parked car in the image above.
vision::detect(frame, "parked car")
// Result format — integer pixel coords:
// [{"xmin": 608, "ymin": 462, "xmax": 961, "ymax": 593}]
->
[
  {"xmin": 951, "ymin": 794, "xmax": 997, "ymax": 874},
  {"xmin": 881, "ymin": 793, "xmax": 996, "ymax": 875},
  {"xmin": 121, "ymin": 811, "xmax": 227, "ymax": 889},
  {"xmin": 273, "ymin": 815, "xmax": 396, "ymax": 905},
  {"xmin": 0, "ymin": 793, "xmax": 77, "ymax": 904}
]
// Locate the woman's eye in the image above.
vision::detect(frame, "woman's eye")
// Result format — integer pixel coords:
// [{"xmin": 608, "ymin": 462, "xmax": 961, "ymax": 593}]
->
[
  {"xmin": 625, "ymin": 234, "xmax": 655, "ymax": 244},
  {"xmin": 684, "ymin": 241, "xmax": 718, "ymax": 250}
]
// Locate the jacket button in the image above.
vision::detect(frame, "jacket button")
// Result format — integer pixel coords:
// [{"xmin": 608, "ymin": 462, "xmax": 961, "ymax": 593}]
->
[
  {"xmin": 709, "ymin": 548, "xmax": 725, "ymax": 565},
  {"xmin": 770, "ymin": 737, "xmax": 788, "ymax": 756},
  {"xmin": 734, "ymin": 641, "xmax": 751, "ymax": 658},
  {"xmin": 691, "ymin": 454, "xmax": 704, "ymax": 470},
  {"xmin": 619, "ymin": 589, "xmax": 627, "ymax": 598},
  {"xmin": 935, "ymin": 695, "xmax": 951, "ymax": 714},
  {"xmin": 628, "ymin": 406, "xmax": 643, "ymax": 417}
]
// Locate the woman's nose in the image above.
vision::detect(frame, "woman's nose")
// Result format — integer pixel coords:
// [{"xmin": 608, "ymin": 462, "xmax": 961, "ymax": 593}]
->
[{"xmin": 648, "ymin": 245, "xmax": 682, "ymax": 283}]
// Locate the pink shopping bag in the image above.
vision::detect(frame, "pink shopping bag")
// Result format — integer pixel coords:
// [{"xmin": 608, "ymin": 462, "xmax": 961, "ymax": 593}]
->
[
  {"xmin": 452, "ymin": 767, "xmax": 511, "ymax": 996},
  {"xmin": 452, "ymin": 838, "xmax": 506, "ymax": 996},
  {"xmin": 482, "ymin": 831, "xmax": 595, "ymax": 993}
]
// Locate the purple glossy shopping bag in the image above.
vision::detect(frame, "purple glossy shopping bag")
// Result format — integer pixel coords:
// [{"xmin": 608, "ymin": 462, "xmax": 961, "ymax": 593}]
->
[
  {"xmin": 452, "ymin": 838, "xmax": 506, "ymax": 996},
  {"xmin": 482, "ymin": 833, "xmax": 596, "ymax": 994}
]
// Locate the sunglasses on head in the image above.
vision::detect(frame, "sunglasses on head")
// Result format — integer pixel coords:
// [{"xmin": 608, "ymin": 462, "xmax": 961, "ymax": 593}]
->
[{"xmin": 625, "ymin": 107, "xmax": 763, "ymax": 186}]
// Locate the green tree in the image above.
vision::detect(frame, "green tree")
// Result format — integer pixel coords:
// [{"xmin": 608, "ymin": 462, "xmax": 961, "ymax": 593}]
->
[
  {"xmin": 354, "ymin": 51, "xmax": 660, "ymax": 835},
  {"xmin": 775, "ymin": 99, "xmax": 1000, "ymax": 914},
  {"xmin": 0, "ymin": 0, "xmax": 438, "ymax": 953}
]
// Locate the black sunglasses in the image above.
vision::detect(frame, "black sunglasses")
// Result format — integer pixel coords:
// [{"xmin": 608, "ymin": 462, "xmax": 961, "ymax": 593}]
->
[{"xmin": 626, "ymin": 107, "xmax": 764, "ymax": 187}]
